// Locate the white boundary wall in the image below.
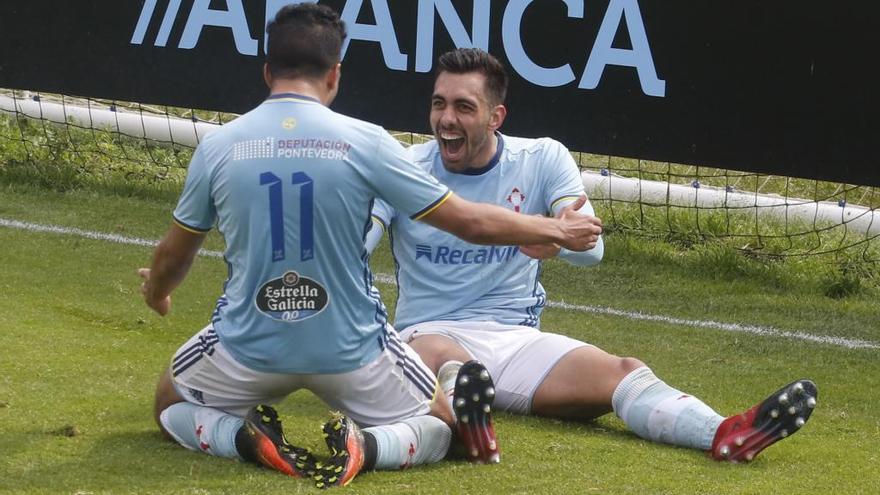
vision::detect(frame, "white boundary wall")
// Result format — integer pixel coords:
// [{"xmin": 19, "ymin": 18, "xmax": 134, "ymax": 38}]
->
[
  {"xmin": 0, "ymin": 94, "xmax": 215, "ymax": 146},
  {"xmin": 2, "ymin": 94, "xmax": 878, "ymax": 236},
  {"xmin": 583, "ymin": 171, "xmax": 879, "ymax": 235}
]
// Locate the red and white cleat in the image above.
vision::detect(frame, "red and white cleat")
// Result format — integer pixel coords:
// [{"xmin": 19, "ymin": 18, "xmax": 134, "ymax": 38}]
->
[
  {"xmin": 711, "ymin": 379, "xmax": 818, "ymax": 462},
  {"xmin": 453, "ymin": 360, "xmax": 501, "ymax": 464}
]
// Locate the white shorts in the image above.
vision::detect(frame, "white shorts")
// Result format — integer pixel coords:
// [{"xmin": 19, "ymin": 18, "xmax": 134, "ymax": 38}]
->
[
  {"xmin": 170, "ymin": 324, "xmax": 437, "ymax": 427},
  {"xmin": 399, "ymin": 321, "xmax": 590, "ymax": 414}
]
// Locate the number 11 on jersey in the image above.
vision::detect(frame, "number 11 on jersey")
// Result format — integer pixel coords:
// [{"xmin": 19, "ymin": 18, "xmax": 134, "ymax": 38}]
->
[{"xmin": 260, "ymin": 171, "xmax": 314, "ymax": 262}]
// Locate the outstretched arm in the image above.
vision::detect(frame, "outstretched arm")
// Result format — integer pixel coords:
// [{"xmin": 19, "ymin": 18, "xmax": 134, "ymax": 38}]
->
[
  {"xmin": 420, "ymin": 193, "xmax": 601, "ymax": 251},
  {"xmin": 138, "ymin": 224, "xmax": 207, "ymax": 316}
]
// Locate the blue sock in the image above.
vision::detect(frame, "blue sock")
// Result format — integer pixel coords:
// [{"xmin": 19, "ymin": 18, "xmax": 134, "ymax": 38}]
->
[
  {"xmin": 159, "ymin": 402, "xmax": 244, "ymax": 459},
  {"xmin": 362, "ymin": 416, "xmax": 451, "ymax": 470},
  {"xmin": 612, "ymin": 367, "xmax": 724, "ymax": 450}
]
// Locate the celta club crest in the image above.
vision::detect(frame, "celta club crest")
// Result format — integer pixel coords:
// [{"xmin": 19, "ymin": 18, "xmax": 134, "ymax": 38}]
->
[{"xmin": 506, "ymin": 187, "xmax": 525, "ymax": 212}]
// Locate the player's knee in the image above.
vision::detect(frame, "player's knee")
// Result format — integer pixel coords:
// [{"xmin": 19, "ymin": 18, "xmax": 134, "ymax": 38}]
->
[
  {"xmin": 155, "ymin": 408, "xmax": 176, "ymax": 441},
  {"xmin": 153, "ymin": 368, "xmax": 183, "ymax": 440},
  {"xmin": 409, "ymin": 335, "xmax": 469, "ymax": 373},
  {"xmin": 618, "ymin": 357, "xmax": 646, "ymax": 376},
  {"xmin": 153, "ymin": 397, "xmax": 176, "ymax": 440}
]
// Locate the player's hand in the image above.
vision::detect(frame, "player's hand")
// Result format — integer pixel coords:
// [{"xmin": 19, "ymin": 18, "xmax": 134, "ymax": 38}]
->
[
  {"xmin": 138, "ymin": 268, "xmax": 171, "ymax": 316},
  {"xmin": 556, "ymin": 195, "xmax": 603, "ymax": 252}
]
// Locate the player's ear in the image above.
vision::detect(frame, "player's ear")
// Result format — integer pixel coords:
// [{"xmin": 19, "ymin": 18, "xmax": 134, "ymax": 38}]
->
[
  {"xmin": 323, "ymin": 63, "xmax": 342, "ymax": 105},
  {"xmin": 324, "ymin": 63, "xmax": 342, "ymax": 105},
  {"xmin": 327, "ymin": 63, "xmax": 341, "ymax": 91},
  {"xmin": 263, "ymin": 63, "xmax": 273, "ymax": 88},
  {"xmin": 488, "ymin": 104, "xmax": 507, "ymax": 131}
]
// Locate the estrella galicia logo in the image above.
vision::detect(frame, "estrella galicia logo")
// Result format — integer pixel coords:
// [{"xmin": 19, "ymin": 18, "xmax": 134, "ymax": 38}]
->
[
  {"xmin": 255, "ymin": 271, "xmax": 329, "ymax": 323},
  {"xmin": 414, "ymin": 244, "xmax": 518, "ymax": 265}
]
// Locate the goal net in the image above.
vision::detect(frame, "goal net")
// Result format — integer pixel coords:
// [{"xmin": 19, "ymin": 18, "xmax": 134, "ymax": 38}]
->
[{"xmin": 2, "ymin": 89, "xmax": 878, "ymax": 262}]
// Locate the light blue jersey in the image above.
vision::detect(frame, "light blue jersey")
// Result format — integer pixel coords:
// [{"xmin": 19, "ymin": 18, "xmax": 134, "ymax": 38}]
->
[
  {"xmin": 173, "ymin": 93, "xmax": 450, "ymax": 374},
  {"xmin": 371, "ymin": 134, "xmax": 596, "ymax": 331}
]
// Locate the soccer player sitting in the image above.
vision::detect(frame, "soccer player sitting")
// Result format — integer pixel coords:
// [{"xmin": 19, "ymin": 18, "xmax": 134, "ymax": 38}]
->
[
  {"xmin": 139, "ymin": 6, "xmax": 603, "ymax": 489},
  {"xmin": 365, "ymin": 48, "xmax": 817, "ymax": 464}
]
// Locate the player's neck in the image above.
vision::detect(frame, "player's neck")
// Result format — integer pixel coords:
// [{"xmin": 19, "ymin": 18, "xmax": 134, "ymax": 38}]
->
[
  {"xmin": 474, "ymin": 132, "xmax": 499, "ymax": 169},
  {"xmin": 448, "ymin": 132, "xmax": 499, "ymax": 173},
  {"xmin": 269, "ymin": 79, "xmax": 328, "ymax": 105}
]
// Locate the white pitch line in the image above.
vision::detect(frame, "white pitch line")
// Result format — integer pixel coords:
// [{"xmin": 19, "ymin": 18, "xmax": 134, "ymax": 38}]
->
[
  {"xmin": 0, "ymin": 218, "xmax": 226, "ymax": 259},
  {"xmin": 3, "ymin": 217, "xmax": 878, "ymax": 350},
  {"xmin": 546, "ymin": 300, "xmax": 879, "ymax": 350}
]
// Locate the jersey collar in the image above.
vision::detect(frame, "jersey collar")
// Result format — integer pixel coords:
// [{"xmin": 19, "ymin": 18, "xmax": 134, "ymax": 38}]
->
[
  {"xmin": 449, "ymin": 133, "xmax": 505, "ymax": 176},
  {"xmin": 265, "ymin": 92, "xmax": 321, "ymax": 104}
]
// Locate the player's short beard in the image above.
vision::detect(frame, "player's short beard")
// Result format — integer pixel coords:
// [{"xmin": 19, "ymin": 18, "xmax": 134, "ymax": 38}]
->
[{"xmin": 435, "ymin": 123, "xmax": 493, "ymax": 171}]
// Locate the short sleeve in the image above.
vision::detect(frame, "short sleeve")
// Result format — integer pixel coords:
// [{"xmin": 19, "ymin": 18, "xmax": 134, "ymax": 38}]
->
[
  {"xmin": 371, "ymin": 198, "xmax": 397, "ymax": 228},
  {"xmin": 541, "ymin": 140, "xmax": 586, "ymax": 215},
  {"xmin": 363, "ymin": 131, "xmax": 450, "ymax": 220},
  {"xmin": 172, "ymin": 143, "xmax": 216, "ymax": 233}
]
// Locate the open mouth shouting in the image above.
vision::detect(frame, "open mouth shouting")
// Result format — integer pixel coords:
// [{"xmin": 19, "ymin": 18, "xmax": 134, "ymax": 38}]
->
[
  {"xmin": 440, "ymin": 131, "xmax": 465, "ymax": 155},
  {"xmin": 438, "ymin": 130, "xmax": 468, "ymax": 167}
]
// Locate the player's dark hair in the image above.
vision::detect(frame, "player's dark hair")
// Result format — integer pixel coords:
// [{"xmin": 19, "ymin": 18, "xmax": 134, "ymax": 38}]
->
[
  {"xmin": 266, "ymin": 3, "xmax": 347, "ymax": 80},
  {"xmin": 437, "ymin": 48, "xmax": 508, "ymax": 105}
]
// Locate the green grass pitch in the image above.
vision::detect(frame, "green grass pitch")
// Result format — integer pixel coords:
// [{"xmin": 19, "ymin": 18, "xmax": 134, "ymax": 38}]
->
[{"xmin": 1, "ymin": 184, "xmax": 878, "ymax": 494}]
